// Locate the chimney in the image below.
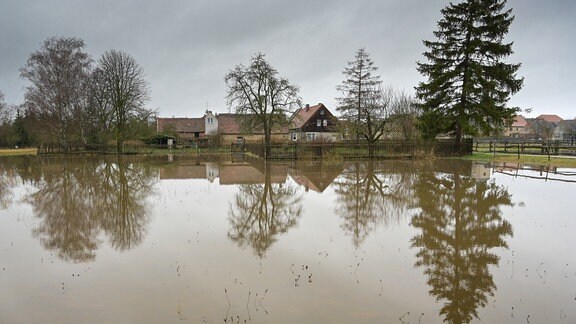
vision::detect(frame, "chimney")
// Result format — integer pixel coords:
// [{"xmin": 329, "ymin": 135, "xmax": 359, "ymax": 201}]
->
[{"xmin": 305, "ymin": 104, "xmax": 310, "ymax": 111}]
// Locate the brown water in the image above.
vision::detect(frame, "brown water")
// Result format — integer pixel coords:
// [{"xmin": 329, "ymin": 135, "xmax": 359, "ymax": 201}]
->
[{"xmin": 0, "ymin": 155, "xmax": 574, "ymax": 323}]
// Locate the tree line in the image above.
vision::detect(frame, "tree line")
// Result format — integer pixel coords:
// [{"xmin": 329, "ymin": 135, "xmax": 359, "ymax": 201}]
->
[
  {"xmin": 0, "ymin": 37, "xmax": 155, "ymax": 152},
  {"xmin": 1, "ymin": 0, "xmax": 523, "ymax": 153},
  {"xmin": 225, "ymin": 0, "xmax": 522, "ymax": 152}
]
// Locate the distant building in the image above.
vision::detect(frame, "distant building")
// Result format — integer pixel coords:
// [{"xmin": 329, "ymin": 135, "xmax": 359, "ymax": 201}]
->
[
  {"xmin": 552, "ymin": 119, "xmax": 576, "ymax": 142},
  {"xmin": 503, "ymin": 115, "xmax": 529, "ymax": 138},
  {"xmin": 289, "ymin": 103, "xmax": 341, "ymax": 142},
  {"xmin": 156, "ymin": 111, "xmax": 289, "ymax": 145},
  {"xmin": 535, "ymin": 114, "xmax": 563, "ymax": 124}
]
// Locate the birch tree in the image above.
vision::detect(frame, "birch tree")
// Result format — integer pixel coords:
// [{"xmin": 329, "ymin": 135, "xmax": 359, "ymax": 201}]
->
[{"xmin": 20, "ymin": 37, "xmax": 92, "ymax": 147}]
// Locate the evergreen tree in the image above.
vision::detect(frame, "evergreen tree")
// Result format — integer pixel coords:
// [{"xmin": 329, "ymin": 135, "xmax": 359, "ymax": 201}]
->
[
  {"xmin": 336, "ymin": 48, "xmax": 383, "ymax": 143},
  {"xmin": 415, "ymin": 0, "xmax": 523, "ymax": 144}
]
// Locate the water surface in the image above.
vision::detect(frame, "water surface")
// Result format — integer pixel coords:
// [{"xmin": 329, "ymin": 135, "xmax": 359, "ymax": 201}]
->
[{"xmin": 0, "ymin": 155, "xmax": 574, "ymax": 323}]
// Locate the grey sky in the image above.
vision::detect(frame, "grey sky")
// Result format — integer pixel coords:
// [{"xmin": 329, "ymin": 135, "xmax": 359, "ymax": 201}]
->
[{"xmin": 1, "ymin": 0, "xmax": 574, "ymax": 119}]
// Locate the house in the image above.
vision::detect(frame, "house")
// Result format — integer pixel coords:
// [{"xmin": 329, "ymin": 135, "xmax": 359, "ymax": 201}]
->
[
  {"xmin": 524, "ymin": 114, "xmax": 564, "ymax": 141},
  {"xmin": 289, "ymin": 103, "xmax": 341, "ymax": 142},
  {"xmin": 535, "ymin": 114, "xmax": 563, "ymax": 124},
  {"xmin": 216, "ymin": 113, "xmax": 289, "ymax": 145},
  {"xmin": 157, "ymin": 111, "xmax": 290, "ymax": 145},
  {"xmin": 552, "ymin": 119, "xmax": 576, "ymax": 142},
  {"xmin": 156, "ymin": 110, "xmax": 218, "ymax": 142},
  {"xmin": 503, "ymin": 115, "xmax": 530, "ymax": 138}
]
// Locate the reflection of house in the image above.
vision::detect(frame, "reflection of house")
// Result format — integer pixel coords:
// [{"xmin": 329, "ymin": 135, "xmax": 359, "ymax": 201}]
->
[
  {"xmin": 289, "ymin": 103, "xmax": 340, "ymax": 142},
  {"xmin": 159, "ymin": 163, "xmax": 207, "ymax": 180},
  {"xmin": 158, "ymin": 161, "xmax": 288, "ymax": 184},
  {"xmin": 471, "ymin": 163, "xmax": 491, "ymax": 181},
  {"xmin": 288, "ymin": 162, "xmax": 343, "ymax": 192},
  {"xmin": 157, "ymin": 111, "xmax": 289, "ymax": 144}
]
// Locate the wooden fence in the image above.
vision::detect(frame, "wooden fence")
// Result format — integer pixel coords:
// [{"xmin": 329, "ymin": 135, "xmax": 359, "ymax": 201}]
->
[
  {"xmin": 238, "ymin": 139, "xmax": 472, "ymax": 160},
  {"xmin": 474, "ymin": 140, "xmax": 576, "ymax": 159}
]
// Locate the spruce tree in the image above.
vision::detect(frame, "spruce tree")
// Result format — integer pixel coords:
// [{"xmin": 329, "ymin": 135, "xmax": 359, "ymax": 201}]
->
[
  {"xmin": 336, "ymin": 48, "xmax": 383, "ymax": 142},
  {"xmin": 415, "ymin": 0, "xmax": 523, "ymax": 144}
]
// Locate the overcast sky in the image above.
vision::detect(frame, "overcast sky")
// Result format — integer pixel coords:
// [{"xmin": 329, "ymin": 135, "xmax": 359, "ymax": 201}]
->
[{"xmin": 1, "ymin": 0, "xmax": 574, "ymax": 119}]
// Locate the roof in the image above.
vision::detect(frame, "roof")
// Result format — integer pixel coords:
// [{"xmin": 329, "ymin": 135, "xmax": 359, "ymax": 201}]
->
[
  {"xmin": 511, "ymin": 115, "xmax": 528, "ymax": 127},
  {"xmin": 157, "ymin": 117, "xmax": 204, "ymax": 133},
  {"xmin": 536, "ymin": 114, "xmax": 563, "ymax": 123},
  {"xmin": 291, "ymin": 103, "xmax": 325, "ymax": 129},
  {"xmin": 217, "ymin": 113, "xmax": 289, "ymax": 134},
  {"xmin": 217, "ymin": 114, "xmax": 245, "ymax": 134}
]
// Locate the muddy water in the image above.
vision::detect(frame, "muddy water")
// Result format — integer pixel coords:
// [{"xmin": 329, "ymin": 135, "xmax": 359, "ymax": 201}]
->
[{"xmin": 0, "ymin": 155, "xmax": 574, "ymax": 323}]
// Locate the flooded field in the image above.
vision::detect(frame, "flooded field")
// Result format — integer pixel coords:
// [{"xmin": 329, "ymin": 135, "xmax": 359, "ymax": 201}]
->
[{"xmin": 0, "ymin": 155, "xmax": 574, "ymax": 323}]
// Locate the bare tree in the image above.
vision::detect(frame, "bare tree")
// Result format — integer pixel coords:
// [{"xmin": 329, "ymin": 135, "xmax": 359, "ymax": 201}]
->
[
  {"xmin": 389, "ymin": 90, "xmax": 420, "ymax": 140},
  {"xmin": 225, "ymin": 53, "xmax": 300, "ymax": 158},
  {"xmin": 86, "ymin": 68, "xmax": 115, "ymax": 147},
  {"xmin": 20, "ymin": 37, "xmax": 92, "ymax": 147},
  {"xmin": 95, "ymin": 50, "xmax": 151, "ymax": 153},
  {"xmin": 0, "ymin": 91, "xmax": 11, "ymax": 127}
]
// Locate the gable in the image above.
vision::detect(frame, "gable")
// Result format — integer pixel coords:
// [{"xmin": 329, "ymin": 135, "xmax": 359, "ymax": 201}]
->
[{"xmin": 290, "ymin": 103, "xmax": 337, "ymax": 129}]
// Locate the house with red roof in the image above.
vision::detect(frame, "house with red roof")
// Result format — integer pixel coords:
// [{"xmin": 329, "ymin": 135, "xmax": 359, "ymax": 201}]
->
[
  {"xmin": 156, "ymin": 111, "xmax": 289, "ymax": 145},
  {"xmin": 503, "ymin": 115, "xmax": 530, "ymax": 138},
  {"xmin": 289, "ymin": 103, "xmax": 341, "ymax": 142},
  {"xmin": 535, "ymin": 114, "xmax": 563, "ymax": 124}
]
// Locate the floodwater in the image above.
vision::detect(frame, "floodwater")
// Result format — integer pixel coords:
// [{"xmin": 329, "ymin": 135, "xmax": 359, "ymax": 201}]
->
[{"xmin": 0, "ymin": 155, "xmax": 574, "ymax": 324}]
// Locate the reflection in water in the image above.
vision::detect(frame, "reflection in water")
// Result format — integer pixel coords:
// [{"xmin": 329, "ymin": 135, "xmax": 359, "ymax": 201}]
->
[
  {"xmin": 411, "ymin": 166, "xmax": 513, "ymax": 323},
  {"xmin": 333, "ymin": 161, "xmax": 417, "ymax": 247},
  {"xmin": 24, "ymin": 156, "xmax": 156, "ymax": 262},
  {"xmin": 228, "ymin": 163, "xmax": 303, "ymax": 257},
  {"xmin": 0, "ymin": 159, "xmax": 17, "ymax": 210}
]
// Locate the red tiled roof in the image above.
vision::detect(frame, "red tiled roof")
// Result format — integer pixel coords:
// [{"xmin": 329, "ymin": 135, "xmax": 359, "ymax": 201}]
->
[
  {"xmin": 217, "ymin": 113, "xmax": 289, "ymax": 134},
  {"xmin": 157, "ymin": 118, "xmax": 204, "ymax": 133},
  {"xmin": 511, "ymin": 115, "xmax": 528, "ymax": 127},
  {"xmin": 536, "ymin": 114, "xmax": 563, "ymax": 123},
  {"xmin": 217, "ymin": 114, "xmax": 245, "ymax": 134}
]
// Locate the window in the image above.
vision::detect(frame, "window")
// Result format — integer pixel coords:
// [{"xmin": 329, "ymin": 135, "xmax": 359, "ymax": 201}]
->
[
  {"xmin": 317, "ymin": 119, "xmax": 321, "ymax": 127},
  {"xmin": 320, "ymin": 109, "xmax": 324, "ymax": 115},
  {"xmin": 207, "ymin": 117, "xmax": 213, "ymax": 124},
  {"xmin": 291, "ymin": 133, "xmax": 297, "ymax": 141},
  {"xmin": 323, "ymin": 119, "xmax": 327, "ymax": 127}
]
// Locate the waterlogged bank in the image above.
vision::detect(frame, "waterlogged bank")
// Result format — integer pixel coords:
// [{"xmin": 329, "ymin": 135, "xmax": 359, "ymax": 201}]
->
[{"xmin": 0, "ymin": 156, "xmax": 574, "ymax": 323}]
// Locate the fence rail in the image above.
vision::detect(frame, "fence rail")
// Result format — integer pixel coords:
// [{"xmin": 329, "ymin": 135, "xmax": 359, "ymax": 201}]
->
[{"xmin": 474, "ymin": 140, "xmax": 576, "ymax": 158}]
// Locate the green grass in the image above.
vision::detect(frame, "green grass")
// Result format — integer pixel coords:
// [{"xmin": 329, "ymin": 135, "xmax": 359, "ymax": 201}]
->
[
  {"xmin": 463, "ymin": 152, "xmax": 576, "ymax": 168},
  {"xmin": 0, "ymin": 148, "xmax": 38, "ymax": 156}
]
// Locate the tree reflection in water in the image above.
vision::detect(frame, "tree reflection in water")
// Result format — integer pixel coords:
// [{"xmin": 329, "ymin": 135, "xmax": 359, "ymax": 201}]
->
[
  {"xmin": 410, "ymin": 167, "xmax": 513, "ymax": 323},
  {"xmin": 0, "ymin": 158, "xmax": 17, "ymax": 210},
  {"xmin": 26, "ymin": 156, "xmax": 156, "ymax": 262},
  {"xmin": 228, "ymin": 164, "xmax": 303, "ymax": 258},
  {"xmin": 333, "ymin": 161, "xmax": 417, "ymax": 247}
]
